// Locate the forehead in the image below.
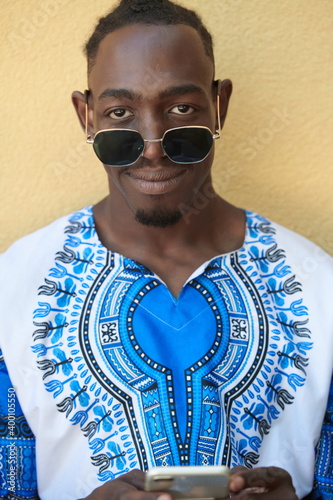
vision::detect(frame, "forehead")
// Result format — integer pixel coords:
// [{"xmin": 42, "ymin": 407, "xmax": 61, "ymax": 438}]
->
[{"xmin": 89, "ymin": 23, "xmax": 214, "ymax": 98}]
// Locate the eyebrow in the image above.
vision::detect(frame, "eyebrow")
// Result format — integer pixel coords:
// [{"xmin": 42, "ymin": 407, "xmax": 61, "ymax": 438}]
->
[
  {"xmin": 158, "ymin": 84, "xmax": 206, "ymax": 100},
  {"xmin": 97, "ymin": 84, "xmax": 206, "ymax": 102},
  {"xmin": 98, "ymin": 88, "xmax": 141, "ymax": 101}
]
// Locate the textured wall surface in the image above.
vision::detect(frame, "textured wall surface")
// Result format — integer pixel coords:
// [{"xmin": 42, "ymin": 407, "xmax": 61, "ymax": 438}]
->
[{"xmin": 1, "ymin": 0, "xmax": 333, "ymax": 254}]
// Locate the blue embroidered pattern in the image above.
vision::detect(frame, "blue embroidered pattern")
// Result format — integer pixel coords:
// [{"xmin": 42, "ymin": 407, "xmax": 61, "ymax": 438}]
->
[{"xmin": 30, "ymin": 208, "xmax": 314, "ymax": 481}]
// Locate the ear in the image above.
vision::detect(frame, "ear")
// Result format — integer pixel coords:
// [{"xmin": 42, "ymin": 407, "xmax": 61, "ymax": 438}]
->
[
  {"xmin": 216, "ymin": 79, "xmax": 233, "ymax": 131},
  {"xmin": 71, "ymin": 90, "xmax": 94, "ymax": 138}
]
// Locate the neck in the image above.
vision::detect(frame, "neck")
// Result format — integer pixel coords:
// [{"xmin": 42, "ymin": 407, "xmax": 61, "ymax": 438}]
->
[
  {"xmin": 93, "ymin": 186, "xmax": 246, "ymax": 298},
  {"xmin": 93, "ymin": 189, "xmax": 245, "ymax": 257}
]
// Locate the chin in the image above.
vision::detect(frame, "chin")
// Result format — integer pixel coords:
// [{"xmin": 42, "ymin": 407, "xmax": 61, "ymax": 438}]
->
[{"xmin": 135, "ymin": 208, "xmax": 183, "ymax": 228}]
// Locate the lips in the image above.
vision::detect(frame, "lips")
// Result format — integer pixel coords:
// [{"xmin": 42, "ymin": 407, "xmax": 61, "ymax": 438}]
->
[
  {"xmin": 125, "ymin": 168, "xmax": 187, "ymax": 195},
  {"xmin": 130, "ymin": 170, "xmax": 183, "ymax": 182}
]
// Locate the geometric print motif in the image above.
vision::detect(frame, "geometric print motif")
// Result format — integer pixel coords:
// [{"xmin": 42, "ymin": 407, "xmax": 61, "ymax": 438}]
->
[{"xmin": 31, "ymin": 207, "xmax": 313, "ymax": 482}]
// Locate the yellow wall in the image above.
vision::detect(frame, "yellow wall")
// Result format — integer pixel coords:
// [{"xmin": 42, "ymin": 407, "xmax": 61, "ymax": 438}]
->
[{"xmin": 1, "ymin": 0, "xmax": 333, "ymax": 254}]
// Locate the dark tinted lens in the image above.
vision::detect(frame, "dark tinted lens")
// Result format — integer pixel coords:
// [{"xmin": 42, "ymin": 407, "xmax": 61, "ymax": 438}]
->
[
  {"xmin": 93, "ymin": 130, "xmax": 144, "ymax": 166},
  {"xmin": 163, "ymin": 127, "xmax": 213, "ymax": 163}
]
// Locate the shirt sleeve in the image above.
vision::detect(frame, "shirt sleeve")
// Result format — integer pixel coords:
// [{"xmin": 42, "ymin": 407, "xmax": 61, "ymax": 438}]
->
[
  {"xmin": 308, "ymin": 374, "xmax": 333, "ymax": 500},
  {"xmin": 0, "ymin": 348, "xmax": 39, "ymax": 500}
]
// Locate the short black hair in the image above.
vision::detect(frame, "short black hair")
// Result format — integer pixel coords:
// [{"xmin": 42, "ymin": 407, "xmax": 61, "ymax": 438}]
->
[{"xmin": 85, "ymin": 0, "xmax": 214, "ymax": 73}]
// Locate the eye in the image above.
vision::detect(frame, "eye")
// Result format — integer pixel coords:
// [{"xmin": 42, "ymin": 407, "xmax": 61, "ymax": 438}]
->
[
  {"xmin": 170, "ymin": 104, "xmax": 194, "ymax": 115},
  {"xmin": 109, "ymin": 108, "xmax": 133, "ymax": 119}
]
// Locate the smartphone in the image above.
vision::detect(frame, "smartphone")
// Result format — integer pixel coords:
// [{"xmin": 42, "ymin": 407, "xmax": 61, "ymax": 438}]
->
[{"xmin": 145, "ymin": 465, "xmax": 230, "ymax": 499}]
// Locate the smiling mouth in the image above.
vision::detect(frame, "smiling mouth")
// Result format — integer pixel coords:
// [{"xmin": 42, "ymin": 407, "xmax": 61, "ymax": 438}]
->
[{"xmin": 125, "ymin": 168, "xmax": 188, "ymax": 194}]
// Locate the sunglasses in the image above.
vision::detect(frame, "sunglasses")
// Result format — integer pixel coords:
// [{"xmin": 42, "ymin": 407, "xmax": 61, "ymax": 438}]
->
[{"xmin": 84, "ymin": 81, "xmax": 222, "ymax": 167}]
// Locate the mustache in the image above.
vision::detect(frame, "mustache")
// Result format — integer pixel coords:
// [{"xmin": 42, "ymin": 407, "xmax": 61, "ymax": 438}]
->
[{"xmin": 119, "ymin": 157, "xmax": 187, "ymax": 174}]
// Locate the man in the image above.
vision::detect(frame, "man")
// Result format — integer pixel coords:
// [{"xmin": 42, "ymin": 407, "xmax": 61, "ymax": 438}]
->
[{"xmin": 0, "ymin": 1, "xmax": 332, "ymax": 499}]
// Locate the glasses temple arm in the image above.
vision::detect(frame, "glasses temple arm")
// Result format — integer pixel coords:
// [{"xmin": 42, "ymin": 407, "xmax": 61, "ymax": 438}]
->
[
  {"xmin": 84, "ymin": 90, "xmax": 94, "ymax": 144},
  {"xmin": 213, "ymin": 79, "xmax": 222, "ymax": 139}
]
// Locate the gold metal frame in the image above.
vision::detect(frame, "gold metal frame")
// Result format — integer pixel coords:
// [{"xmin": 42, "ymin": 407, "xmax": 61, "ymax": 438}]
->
[
  {"xmin": 215, "ymin": 79, "xmax": 222, "ymax": 133},
  {"xmin": 85, "ymin": 89, "xmax": 93, "ymax": 143}
]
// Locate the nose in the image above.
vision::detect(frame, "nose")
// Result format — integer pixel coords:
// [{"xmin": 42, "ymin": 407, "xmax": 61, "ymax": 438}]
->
[
  {"xmin": 141, "ymin": 137, "xmax": 165, "ymax": 161},
  {"xmin": 139, "ymin": 115, "xmax": 167, "ymax": 161}
]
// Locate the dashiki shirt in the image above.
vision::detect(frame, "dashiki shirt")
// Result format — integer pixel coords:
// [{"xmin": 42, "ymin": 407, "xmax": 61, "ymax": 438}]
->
[{"xmin": 0, "ymin": 206, "xmax": 333, "ymax": 500}]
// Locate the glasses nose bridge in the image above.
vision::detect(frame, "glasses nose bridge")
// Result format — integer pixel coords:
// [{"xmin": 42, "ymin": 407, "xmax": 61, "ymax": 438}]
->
[
  {"xmin": 141, "ymin": 136, "xmax": 166, "ymax": 159},
  {"xmin": 143, "ymin": 137, "xmax": 163, "ymax": 144}
]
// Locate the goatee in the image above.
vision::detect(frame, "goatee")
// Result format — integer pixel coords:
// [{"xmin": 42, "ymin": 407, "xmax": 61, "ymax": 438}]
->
[{"xmin": 135, "ymin": 207, "xmax": 183, "ymax": 228}]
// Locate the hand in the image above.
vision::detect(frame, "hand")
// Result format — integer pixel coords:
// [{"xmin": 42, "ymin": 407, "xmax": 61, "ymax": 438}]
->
[
  {"xmin": 227, "ymin": 465, "xmax": 298, "ymax": 500},
  {"xmin": 80, "ymin": 469, "xmax": 173, "ymax": 500}
]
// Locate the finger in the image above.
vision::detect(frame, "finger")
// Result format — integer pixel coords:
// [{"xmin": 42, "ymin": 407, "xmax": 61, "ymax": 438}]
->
[
  {"xmin": 90, "ymin": 481, "xmax": 171, "ymax": 500},
  {"xmin": 228, "ymin": 466, "xmax": 248, "ymax": 492},
  {"xmin": 229, "ymin": 466, "xmax": 294, "ymax": 494},
  {"xmin": 230, "ymin": 481, "xmax": 298, "ymax": 500},
  {"xmin": 115, "ymin": 470, "xmax": 173, "ymax": 500},
  {"xmin": 229, "ymin": 466, "xmax": 247, "ymax": 476},
  {"xmin": 121, "ymin": 469, "xmax": 147, "ymax": 490}
]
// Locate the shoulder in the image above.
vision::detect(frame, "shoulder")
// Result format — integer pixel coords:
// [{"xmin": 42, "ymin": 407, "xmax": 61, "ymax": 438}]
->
[
  {"xmin": 245, "ymin": 210, "xmax": 333, "ymax": 298},
  {"xmin": 0, "ymin": 206, "xmax": 95, "ymax": 287},
  {"xmin": 246, "ymin": 210, "xmax": 333, "ymax": 264}
]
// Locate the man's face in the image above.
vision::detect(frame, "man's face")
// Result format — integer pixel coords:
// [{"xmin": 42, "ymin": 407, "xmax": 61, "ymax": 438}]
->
[{"xmin": 88, "ymin": 23, "xmax": 218, "ymax": 227}]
